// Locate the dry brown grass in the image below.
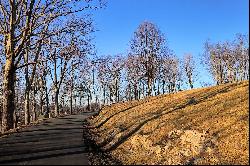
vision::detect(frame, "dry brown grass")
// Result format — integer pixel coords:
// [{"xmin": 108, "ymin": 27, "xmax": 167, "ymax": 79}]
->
[{"xmin": 86, "ymin": 81, "xmax": 249, "ymax": 165}]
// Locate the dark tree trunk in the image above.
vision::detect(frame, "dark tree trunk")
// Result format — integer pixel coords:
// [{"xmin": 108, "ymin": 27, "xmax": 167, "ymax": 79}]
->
[
  {"xmin": 70, "ymin": 91, "xmax": 73, "ymax": 115},
  {"xmin": 142, "ymin": 83, "xmax": 145, "ymax": 98},
  {"xmin": 87, "ymin": 94, "xmax": 90, "ymax": 111},
  {"xmin": 45, "ymin": 82, "xmax": 49, "ymax": 118},
  {"xmin": 54, "ymin": 89, "xmax": 59, "ymax": 117},
  {"xmin": 2, "ymin": 57, "xmax": 15, "ymax": 133},
  {"xmin": 162, "ymin": 80, "xmax": 165, "ymax": 94},
  {"xmin": 32, "ymin": 88, "xmax": 37, "ymax": 122},
  {"xmin": 190, "ymin": 82, "xmax": 194, "ymax": 89},
  {"xmin": 138, "ymin": 83, "xmax": 141, "ymax": 99},
  {"xmin": 115, "ymin": 79, "xmax": 118, "ymax": 102},
  {"xmin": 70, "ymin": 63, "xmax": 74, "ymax": 115},
  {"xmin": 147, "ymin": 77, "xmax": 152, "ymax": 96},
  {"xmin": 74, "ymin": 97, "xmax": 77, "ymax": 109},
  {"xmin": 157, "ymin": 80, "xmax": 160, "ymax": 95},
  {"xmin": 134, "ymin": 83, "xmax": 138, "ymax": 100},
  {"xmin": 1, "ymin": 0, "xmax": 16, "ymax": 133},
  {"xmin": 128, "ymin": 83, "xmax": 131, "ymax": 101},
  {"xmin": 103, "ymin": 87, "xmax": 106, "ymax": 104},
  {"xmin": 40, "ymin": 92, "xmax": 44, "ymax": 116},
  {"xmin": 80, "ymin": 96, "xmax": 82, "ymax": 106},
  {"xmin": 109, "ymin": 87, "xmax": 112, "ymax": 103}
]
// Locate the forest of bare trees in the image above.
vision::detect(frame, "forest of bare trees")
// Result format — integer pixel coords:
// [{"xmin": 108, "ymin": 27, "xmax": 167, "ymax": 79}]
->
[
  {"xmin": 0, "ymin": 1, "xmax": 249, "ymax": 134},
  {"xmin": 0, "ymin": 0, "xmax": 103, "ymax": 133}
]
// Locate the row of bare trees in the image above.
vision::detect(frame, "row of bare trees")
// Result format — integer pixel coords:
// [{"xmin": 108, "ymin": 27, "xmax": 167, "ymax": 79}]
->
[
  {"xmin": 203, "ymin": 34, "xmax": 249, "ymax": 85},
  {"xmin": 94, "ymin": 22, "xmax": 197, "ymax": 102},
  {"xmin": 93, "ymin": 22, "xmax": 248, "ymax": 103},
  {"xmin": 95, "ymin": 52, "xmax": 195, "ymax": 102},
  {"xmin": 0, "ymin": 0, "xmax": 104, "ymax": 133}
]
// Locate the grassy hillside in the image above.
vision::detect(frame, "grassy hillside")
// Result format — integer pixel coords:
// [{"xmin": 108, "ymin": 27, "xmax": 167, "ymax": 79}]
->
[{"xmin": 84, "ymin": 81, "xmax": 249, "ymax": 165}]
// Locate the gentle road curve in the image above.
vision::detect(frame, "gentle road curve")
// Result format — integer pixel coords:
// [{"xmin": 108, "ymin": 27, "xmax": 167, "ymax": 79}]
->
[{"xmin": 0, "ymin": 113, "xmax": 95, "ymax": 165}]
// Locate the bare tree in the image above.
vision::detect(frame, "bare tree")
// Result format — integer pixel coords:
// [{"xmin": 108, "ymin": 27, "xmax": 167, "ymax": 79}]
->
[
  {"xmin": 161, "ymin": 55, "xmax": 182, "ymax": 93},
  {"xmin": 76, "ymin": 56, "xmax": 96, "ymax": 111},
  {"xmin": 182, "ymin": 53, "xmax": 196, "ymax": 89},
  {"xmin": 203, "ymin": 40, "xmax": 226, "ymax": 85},
  {"xmin": 130, "ymin": 21, "xmax": 166, "ymax": 96},
  {"xmin": 233, "ymin": 33, "xmax": 249, "ymax": 81},
  {"xmin": 125, "ymin": 54, "xmax": 144, "ymax": 100},
  {"xmin": 108, "ymin": 55, "xmax": 124, "ymax": 103},
  {"xmin": 97, "ymin": 57, "xmax": 111, "ymax": 104},
  {"xmin": 202, "ymin": 33, "xmax": 249, "ymax": 85},
  {"xmin": 37, "ymin": 58, "xmax": 50, "ymax": 118},
  {"xmin": 48, "ymin": 36, "xmax": 81, "ymax": 116}
]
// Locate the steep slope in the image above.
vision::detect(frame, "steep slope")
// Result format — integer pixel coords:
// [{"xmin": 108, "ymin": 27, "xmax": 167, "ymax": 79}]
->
[{"xmin": 84, "ymin": 81, "xmax": 249, "ymax": 165}]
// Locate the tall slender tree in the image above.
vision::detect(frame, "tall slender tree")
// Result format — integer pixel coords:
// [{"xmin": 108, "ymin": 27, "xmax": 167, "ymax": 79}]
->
[
  {"xmin": 130, "ymin": 21, "xmax": 166, "ymax": 96},
  {"xmin": 182, "ymin": 54, "xmax": 196, "ymax": 89}
]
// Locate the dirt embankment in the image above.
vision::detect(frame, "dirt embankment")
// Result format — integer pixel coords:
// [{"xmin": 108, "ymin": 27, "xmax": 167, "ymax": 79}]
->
[{"xmin": 83, "ymin": 81, "xmax": 249, "ymax": 165}]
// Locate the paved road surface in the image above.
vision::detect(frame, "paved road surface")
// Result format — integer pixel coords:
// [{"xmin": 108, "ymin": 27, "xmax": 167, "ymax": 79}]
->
[{"xmin": 0, "ymin": 113, "xmax": 95, "ymax": 165}]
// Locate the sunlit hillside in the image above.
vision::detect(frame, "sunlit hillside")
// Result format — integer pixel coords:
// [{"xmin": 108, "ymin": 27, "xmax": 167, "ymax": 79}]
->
[{"xmin": 84, "ymin": 81, "xmax": 249, "ymax": 165}]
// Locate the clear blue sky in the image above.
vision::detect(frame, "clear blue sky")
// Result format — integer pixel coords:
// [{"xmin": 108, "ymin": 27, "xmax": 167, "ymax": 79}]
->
[{"xmin": 91, "ymin": 0, "xmax": 249, "ymax": 88}]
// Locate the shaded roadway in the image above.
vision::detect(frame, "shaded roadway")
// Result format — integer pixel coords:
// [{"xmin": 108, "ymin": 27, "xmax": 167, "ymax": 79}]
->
[{"xmin": 0, "ymin": 113, "xmax": 96, "ymax": 165}]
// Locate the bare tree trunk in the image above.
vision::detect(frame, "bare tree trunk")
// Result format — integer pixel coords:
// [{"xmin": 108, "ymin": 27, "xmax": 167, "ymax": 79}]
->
[
  {"xmin": 128, "ymin": 83, "xmax": 131, "ymax": 101},
  {"xmin": 14, "ymin": 81, "xmax": 18, "ymax": 129},
  {"xmin": 219, "ymin": 60, "xmax": 223, "ymax": 84},
  {"xmin": 24, "ymin": 51, "xmax": 31, "ymax": 125},
  {"xmin": 80, "ymin": 96, "xmax": 82, "ymax": 106},
  {"xmin": 109, "ymin": 87, "xmax": 112, "ymax": 103},
  {"xmin": 70, "ymin": 90, "xmax": 73, "ymax": 115},
  {"xmin": 162, "ymin": 80, "xmax": 165, "ymax": 94},
  {"xmin": 115, "ymin": 79, "xmax": 118, "ymax": 102},
  {"xmin": 157, "ymin": 80, "xmax": 160, "ymax": 95},
  {"xmin": 189, "ymin": 79, "xmax": 194, "ymax": 89},
  {"xmin": 40, "ymin": 90, "xmax": 44, "ymax": 116},
  {"xmin": 117, "ymin": 90, "xmax": 120, "ymax": 102},
  {"xmin": 32, "ymin": 102, "xmax": 36, "ymax": 122},
  {"xmin": 138, "ymin": 82, "xmax": 141, "ymax": 100},
  {"xmin": 45, "ymin": 82, "xmax": 49, "ymax": 118},
  {"xmin": 87, "ymin": 94, "xmax": 90, "ymax": 111},
  {"xmin": 147, "ymin": 77, "xmax": 152, "ymax": 96},
  {"xmin": 74, "ymin": 96, "xmax": 77, "ymax": 108},
  {"xmin": 13, "ymin": 111, "xmax": 17, "ymax": 129},
  {"xmin": 70, "ymin": 63, "xmax": 74, "ymax": 114},
  {"xmin": 54, "ymin": 89, "xmax": 59, "ymax": 117},
  {"xmin": 24, "ymin": 91, "xmax": 30, "ymax": 125},
  {"xmin": 32, "ymin": 88, "xmax": 37, "ymax": 122},
  {"xmin": 142, "ymin": 82, "xmax": 145, "ymax": 98},
  {"xmin": 2, "ymin": 53, "xmax": 15, "ymax": 133},
  {"xmin": 2, "ymin": 4, "xmax": 17, "ymax": 132},
  {"xmin": 134, "ymin": 83, "xmax": 138, "ymax": 100},
  {"xmin": 41, "ymin": 61, "xmax": 49, "ymax": 118},
  {"xmin": 173, "ymin": 83, "xmax": 176, "ymax": 92},
  {"xmin": 103, "ymin": 87, "xmax": 106, "ymax": 104}
]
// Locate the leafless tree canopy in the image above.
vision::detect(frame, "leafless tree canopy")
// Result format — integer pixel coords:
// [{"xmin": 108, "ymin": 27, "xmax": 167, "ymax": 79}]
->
[
  {"xmin": 182, "ymin": 54, "xmax": 196, "ymax": 89},
  {"xmin": 203, "ymin": 34, "xmax": 249, "ymax": 85},
  {"xmin": 0, "ymin": 0, "xmax": 103, "ymax": 132}
]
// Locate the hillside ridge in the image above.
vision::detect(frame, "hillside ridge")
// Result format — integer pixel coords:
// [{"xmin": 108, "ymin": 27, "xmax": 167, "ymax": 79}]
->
[{"xmin": 84, "ymin": 81, "xmax": 249, "ymax": 165}]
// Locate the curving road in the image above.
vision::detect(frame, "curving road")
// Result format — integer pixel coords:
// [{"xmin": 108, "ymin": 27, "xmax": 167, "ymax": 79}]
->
[{"xmin": 0, "ymin": 113, "xmax": 95, "ymax": 165}]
